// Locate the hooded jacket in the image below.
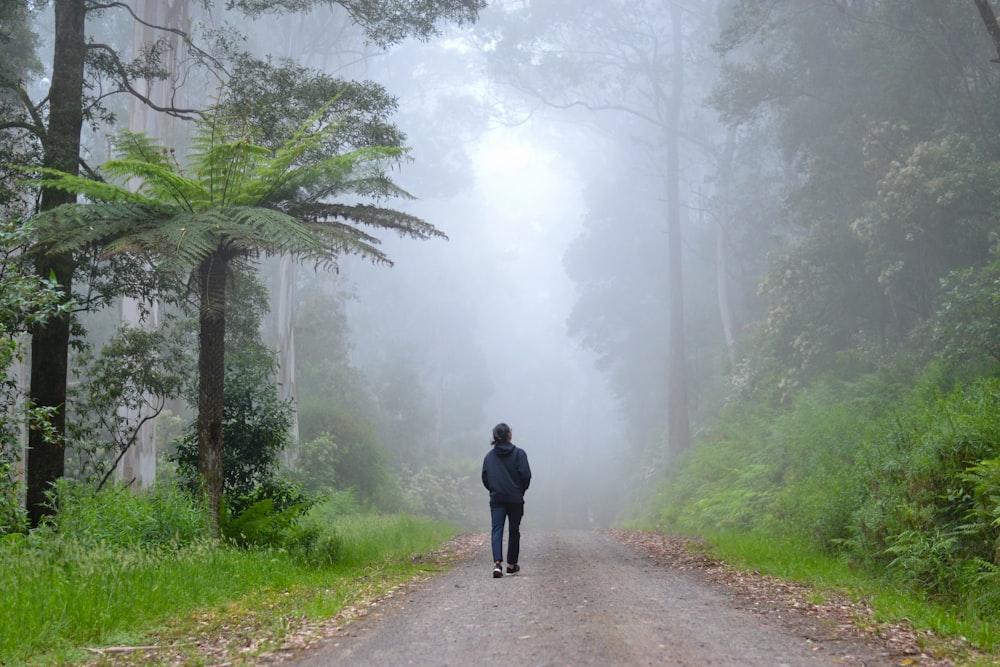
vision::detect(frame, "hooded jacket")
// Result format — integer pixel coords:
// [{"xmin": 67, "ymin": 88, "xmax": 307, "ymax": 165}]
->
[{"xmin": 482, "ymin": 441, "xmax": 531, "ymax": 504}]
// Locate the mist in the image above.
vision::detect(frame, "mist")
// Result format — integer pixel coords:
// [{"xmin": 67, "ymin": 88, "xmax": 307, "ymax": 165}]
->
[
  {"xmin": 15, "ymin": 0, "xmax": 746, "ymax": 532},
  {"xmin": 240, "ymin": 2, "xmax": 653, "ymax": 528}
]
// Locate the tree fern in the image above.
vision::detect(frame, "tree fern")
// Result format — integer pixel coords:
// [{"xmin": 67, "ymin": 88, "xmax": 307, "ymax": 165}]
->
[{"xmin": 25, "ymin": 102, "xmax": 444, "ymax": 534}]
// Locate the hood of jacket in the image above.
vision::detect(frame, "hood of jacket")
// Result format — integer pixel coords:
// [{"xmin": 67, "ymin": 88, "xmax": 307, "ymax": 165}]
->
[{"xmin": 493, "ymin": 442, "xmax": 515, "ymax": 457}]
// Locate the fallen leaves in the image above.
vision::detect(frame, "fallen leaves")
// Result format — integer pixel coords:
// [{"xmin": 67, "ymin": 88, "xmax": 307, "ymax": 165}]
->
[{"xmin": 603, "ymin": 530, "xmax": 973, "ymax": 667}]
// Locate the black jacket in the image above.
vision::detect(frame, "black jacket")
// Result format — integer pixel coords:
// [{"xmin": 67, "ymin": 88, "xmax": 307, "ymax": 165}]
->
[{"xmin": 482, "ymin": 442, "xmax": 531, "ymax": 504}]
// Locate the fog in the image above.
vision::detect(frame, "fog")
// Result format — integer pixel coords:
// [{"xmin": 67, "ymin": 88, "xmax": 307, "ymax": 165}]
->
[
  {"xmin": 340, "ymin": 119, "xmax": 629, "ymax": 528},
  {"xmin": 24, "ymin": 0, "xmax": 743, "ymax": 530},
  {"xmin": 255, "ymin": 5, "xmax": 646, "ymax": 528}
]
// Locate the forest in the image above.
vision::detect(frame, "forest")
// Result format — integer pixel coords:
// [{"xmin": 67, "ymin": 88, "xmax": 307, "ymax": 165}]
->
[{"xmin": 5, "ymin": 0, "xmax": 1000, "ymax": 663}]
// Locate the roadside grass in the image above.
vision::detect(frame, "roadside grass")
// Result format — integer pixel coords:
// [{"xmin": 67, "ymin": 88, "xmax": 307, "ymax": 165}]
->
[
  {"xmin": 1, "ymin": 512, "xmax": 459, "ymax": 666},
  {"xmin": 703, "ymin": 530, "xmax": 1000, "ymax": 666}
]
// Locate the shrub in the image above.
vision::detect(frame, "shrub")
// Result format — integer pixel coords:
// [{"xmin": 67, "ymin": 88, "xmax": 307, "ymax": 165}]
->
[
  {"xmin": 171, "ymin": 353, "xmax": 307, "ymax": 516},
  {"xmin": 42, "ymin": 479, "xmax": 208, "ymax": 548},
  {"xmin": 845, "ymin": 377, "xmax": 1000, "ymax": 606}
]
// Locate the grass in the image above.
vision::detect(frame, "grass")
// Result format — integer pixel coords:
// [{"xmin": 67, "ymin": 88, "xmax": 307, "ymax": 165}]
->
[
  {"xmin": 702, "ymin": 530, "xmax": 1000, "ymax": 665},
  {"xmin": 0, "ymin": 512, "xmax": 460, "ymax": 666}
]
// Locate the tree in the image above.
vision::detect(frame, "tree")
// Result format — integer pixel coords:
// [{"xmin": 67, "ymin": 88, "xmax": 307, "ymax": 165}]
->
[
  {"xmin": 10, "ymin": 0, "xmax": 486, "ymax": 525},
  {"xmin": 29, "ymin": 105, "xmax": 444, "ymax": 532},
  {"xmin": 710, "ymin": 0, "xmax": 1000, "ymax": 392},
  {"xmin": 0, "ymin": 219, "xmax": 68, "ymax": 533},
  {"xmin": 485, "ymin": 0, "xmax": 724, "ymax": 457}
]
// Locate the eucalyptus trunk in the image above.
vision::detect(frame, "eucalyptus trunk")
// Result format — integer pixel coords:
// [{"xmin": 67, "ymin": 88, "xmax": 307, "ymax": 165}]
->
[
  {"xmin": 197, "ymin": 252, "xmax": 228, "ymax": 534},
  {"xmin": 665, "ymin": 0, "xmax": 690, "ymax": 459},
  {"xmin": 26, "ymin": 0, "xmax": 85, "ymax": 526}
]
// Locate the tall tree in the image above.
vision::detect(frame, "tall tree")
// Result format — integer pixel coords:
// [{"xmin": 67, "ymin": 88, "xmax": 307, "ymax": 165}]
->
[
  {"xmin": 25, "ymin": 0, "xmax": 87, "ymax": 526},
  {"xmin": 12, "ymin": 0, "xmax": 485, "ymax": 525},
  {"xmin": 31, "ymin": 105, "xmax": 444, "ymax": 532},
  {"xmin": 485, "ymin": 0, "xmax": 723, "ymax": 457},
  {"xmin": 710, "ymin": 0, "xmax": 1000, "ymax": 393}
]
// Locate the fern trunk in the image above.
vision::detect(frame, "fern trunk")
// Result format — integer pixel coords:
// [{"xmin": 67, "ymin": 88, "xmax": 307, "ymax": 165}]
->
[
  {"xmin": 26, "ymin": 0, "xmax": 86, "ymax": 526},
  {"xmin": 197, "ymin": 251, "xmax": 227, "ymax": 535}
]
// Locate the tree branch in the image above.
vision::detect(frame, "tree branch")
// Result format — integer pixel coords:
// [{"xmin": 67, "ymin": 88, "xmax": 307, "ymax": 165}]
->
[
  {"xmin": 86, "ymin": 42, "xmax": 206, "ymax": 120},
  {"xmin": 87, "ymin": 1, "xmax": 230, "ymax": 76}
]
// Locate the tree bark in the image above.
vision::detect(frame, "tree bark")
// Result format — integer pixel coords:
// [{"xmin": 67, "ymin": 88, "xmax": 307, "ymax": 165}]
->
[
  {"xmin": 665, "ymin": 0, "xmax": 690, "ymax": 459},
  {"xmin": 26, "ymin": 0, "xmax": 86, "ymax": 526},
  {"xmin": 715, "ymin": 130, "xmax": 739, "ymax": 364},
  {"xmin": 973, "ymin": 0, "xmax": 1000, "ymax": 62},
  {"xmin": 197, "ymin": 252, "xmax": 228, "ymax": 535}
]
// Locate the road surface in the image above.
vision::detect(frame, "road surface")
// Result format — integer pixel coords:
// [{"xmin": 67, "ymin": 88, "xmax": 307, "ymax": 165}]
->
[{"xmin": 286, "ymin": 530, "xmax": 936, "ymax": 666}]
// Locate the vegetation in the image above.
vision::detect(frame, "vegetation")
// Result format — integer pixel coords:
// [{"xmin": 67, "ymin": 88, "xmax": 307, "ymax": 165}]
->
[
  {"xmin": 9, "ymin": 0, "xmax": 1000, "ymax": 661},
  {"xmin": 638, "ymin": 365, "xmax": 1000, "ymax": 654},
  {"xmin": 0, "ymin": 482, "xmax": 458, "ymax": 666}
]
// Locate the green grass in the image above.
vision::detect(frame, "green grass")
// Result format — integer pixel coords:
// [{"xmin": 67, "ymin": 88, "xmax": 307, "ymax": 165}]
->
[
  {"xmin": 702, "ymin": 530, "xmax": 1000, "ymax": 665},
  {"xmin": 0, "ymin": 512, "xmax": 459, "ymax": 666}
]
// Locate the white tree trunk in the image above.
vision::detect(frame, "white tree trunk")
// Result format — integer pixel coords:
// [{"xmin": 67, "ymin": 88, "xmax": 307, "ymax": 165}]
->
[
  {"xmin": 275, "ymin": 256, "xmax": 300, "ymax": 451},
  {"xmin": 115, "ymin": 0, "xmax": 192, "ymax": 487}
]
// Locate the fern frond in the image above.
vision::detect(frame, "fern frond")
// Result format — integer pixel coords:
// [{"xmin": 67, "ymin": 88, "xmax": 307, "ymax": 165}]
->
[
  {"xmin": 111, "ymin": 131, "xmax": 176, "ymax": 168},
  {"xmin": 101, "ymin": 211, "xmax": 223, "ymax": 269},
  {"xmin": 101, "ymin": 159, "xmax": 208, "ymax": 210},
  {"xmin": 293, "ymin": 202, "xmax": 446, "ymax": 241},
  {"xmin": 223, "ymin": 206, "xmax": 323, "ymax": 255},
  {"xmin": 30, "ymin": 202, "xmax": 174, "ymax": 255},
  {"xmin": 14, "ymin": 165, "xmax": 153, "ymax": 204}
]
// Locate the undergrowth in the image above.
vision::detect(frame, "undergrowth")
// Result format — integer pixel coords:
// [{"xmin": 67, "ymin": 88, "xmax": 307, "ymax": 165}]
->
[
  {"xmin": 0, "ymin": 483, "xmax": 458, "ymax": 666},
  {"xmin": 642, "ymin": 365, "xmax": 1000, "ymax": 657}
]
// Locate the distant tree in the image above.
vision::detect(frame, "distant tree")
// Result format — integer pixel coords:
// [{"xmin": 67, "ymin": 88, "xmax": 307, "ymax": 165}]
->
[
  {"xmin": 28, "ymin": 105, "xmax": 444, "ymax": 532},
  {"xmin": 711, "ymin": 0, "xmax": 1000, "ymax": 392},
  {"xmin": 485, "ymin": 0, "xmax": 724, "ymax": 457}
]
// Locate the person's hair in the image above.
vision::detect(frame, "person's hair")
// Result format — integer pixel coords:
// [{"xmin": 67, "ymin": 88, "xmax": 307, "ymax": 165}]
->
[{"xmin": 491, "ymin": 422, "xmax": 512, "ymax": 445}]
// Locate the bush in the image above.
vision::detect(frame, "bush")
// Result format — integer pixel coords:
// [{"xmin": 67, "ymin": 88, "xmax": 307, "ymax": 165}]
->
[
  {"xmin": 845, "ymin": 377, "xmax": 1000, "ymax": 607},
  {"xmin": 171, "ymin": 354, "xmax": 307, "ymax": 516},
  {"xmin": 42, "ymin": 480, "xmax": 208, "ymax": 548},
  {"xmin": 400, "ymin": 460, "xmax": 482, "ymax": 529}
]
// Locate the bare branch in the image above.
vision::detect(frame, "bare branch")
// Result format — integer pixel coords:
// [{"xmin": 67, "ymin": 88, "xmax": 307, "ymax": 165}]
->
[
  {"xmin": 86, "ymin": 42, "xmax": 206, "ymax": 120},
  {"xmin": 87, "ymin": 1, "xmax": 230, "ymax": 76}
]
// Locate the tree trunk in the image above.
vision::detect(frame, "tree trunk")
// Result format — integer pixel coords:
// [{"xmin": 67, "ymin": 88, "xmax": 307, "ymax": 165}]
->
[
  {"xmin": 198, "ymin": 252, "xmax": 227, "ymax": 535},
  {"xmin": 26, "ymin": 0, "xmax": 86, "ymax": 526},
  {"xmin": 716, "ymin": 130, "xmax": 739, "ymax": 364},
  {"xmin": 665, "ymin": 0, "xmax": 690, "ymax": 459},
  {"xmin": 116, "ymin": 0, "xmax": 194, "ymax": 488},
  {"xmin": 973, "ymin": 0, "xmax": 1000, "ymax": 62}
]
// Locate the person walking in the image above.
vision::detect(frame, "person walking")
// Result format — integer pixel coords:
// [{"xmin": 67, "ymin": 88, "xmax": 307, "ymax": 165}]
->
[{"xmin": 481, "ymin": 422, "xmax": 531, "ymax": 578}]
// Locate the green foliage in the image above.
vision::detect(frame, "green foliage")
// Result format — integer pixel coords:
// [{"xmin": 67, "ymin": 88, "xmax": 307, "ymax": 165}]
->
[
  {"xmin": 651, "ymin": 364, "xmax": 1000, "ymax": 624},
  {"xmin": 844, "ymin": 378, "xmax": 1000, "ymax": 610},
  {"xmin": 65, "ymin": 317, "xmax": 194, "ymax": 486},
  {"xmin": 41, "ymin": 479, "xmax": 208, "ymax": 549},
  {"xmin": 171, "ymin": 347, "xmax": 306, "ymax": 515},
  {"xmin": 400, "ymin": 460, "xmax": 482, "ymax": 530},
  {"xmin": 0, "ymin": 219, "xmax": 68, "ymax": 534},
  {"xmin": 1, "ymin": 499, "xmax": 457, "ymax": 665},
  {"xmin": 930, "ymin": 258, "xmax": 1000, "ymax": 366},
  {"xmin": 303, "ymin": 508, "xmax": 457, "ymax": 569},
  {"xmin": 228, "ymin": 0, "xmax": 486, "ymax": 48},
  {"xmin": 219, "ymin": 497, "xmax": 340, "ymax": 567},
  {"xmin": 27, "ymin": 102, "xmax": 443, "ymax": 273},
  {"xmin": 292, "ymin": 426, "xmax": 397, "ymax": 510}
]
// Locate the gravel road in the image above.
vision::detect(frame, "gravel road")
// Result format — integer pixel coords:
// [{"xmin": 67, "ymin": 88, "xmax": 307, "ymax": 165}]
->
[{"xmin": 288, "ymin": 530, "xmax": 932, "ymax": 667}]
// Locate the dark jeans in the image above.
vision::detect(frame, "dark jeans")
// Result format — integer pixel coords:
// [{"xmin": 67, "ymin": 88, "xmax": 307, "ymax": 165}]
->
[{"xmin": 490, "ymin": 501, "xmax": 524, "ymax": 564}]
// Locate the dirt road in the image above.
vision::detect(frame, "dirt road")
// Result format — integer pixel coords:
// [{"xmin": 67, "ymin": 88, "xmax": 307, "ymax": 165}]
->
[{"xmin": 287, "ymin": 530, "xmax": 944, "ymax": 666}]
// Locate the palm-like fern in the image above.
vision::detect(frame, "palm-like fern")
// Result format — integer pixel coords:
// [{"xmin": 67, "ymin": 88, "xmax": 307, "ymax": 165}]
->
[{"xmin": 28, "ymin": 105, "xmax": 444, "ymax": 532}]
